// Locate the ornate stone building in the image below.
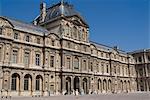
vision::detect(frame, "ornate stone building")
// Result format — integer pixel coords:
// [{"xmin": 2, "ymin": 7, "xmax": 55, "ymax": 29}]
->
[
  {"xmin": 0, "ymin": 1, "xmax": 144, "ymax": 97},
  {"xmin": 130, "ymin": 49, "xmax": 150, "ymax": 92}
]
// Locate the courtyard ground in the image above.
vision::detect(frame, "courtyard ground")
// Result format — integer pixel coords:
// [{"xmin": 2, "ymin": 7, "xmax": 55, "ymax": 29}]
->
[{"xmin": 1, "ymin": 92, "xmax": 150, "ymax": 100}]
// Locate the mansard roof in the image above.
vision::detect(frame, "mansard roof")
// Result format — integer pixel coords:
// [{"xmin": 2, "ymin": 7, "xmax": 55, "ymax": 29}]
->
[
  {"xmin": 36, "ymin": 2, "xmax": 88, "ymax": 26},
  {"xmin": 90, "ymin": 41, "xmax": 127, "ymax": 55},
  {"xmin": 1, "ymin": 16, "xmax": 49, "ymax": 36}
]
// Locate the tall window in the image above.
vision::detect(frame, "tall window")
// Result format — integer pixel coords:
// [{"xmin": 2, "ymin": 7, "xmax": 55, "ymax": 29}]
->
[
  {"xmin": 0, "ymin": 28, "xmax": 2, "ymax": 35},
  {"xmin": 35, "ymin": 54, "xmax": 40, "ymax": 66},
  {"xmin": 66, "ymin": 57, "xmax": 71, "ymax": 69},
  {"xmin": 37, "ymin": 38, "xmax": 40, "ymax": 44},
  {"xmin": 11, "ymin": 74, "xmax": 17, "ymax": 90},
  {"xmin": 14, "ymin": 33, "xmax": 18, "ymax": 39},
  {"xmin": 26, "ymin": 35, "xmax": 30, "ymax": 42},
  {"xmin": 50, "ymin": 56, "xmax": 54, "ymax": 67},
  {"xmin": 24, "ymin": 75, "xmax": 29, "ymax": 90},
  {"xmin": 24, "ymin": 52, "xmax": 30, "ymax": 66},
  {"xmin": 74, "ymin": 57, "xmax": 79, "ymax": 69},
  {"xmin": 36, "ymin": 76, "xmax": 41, "ymax": 91},
  {"xmin": 138, "ymin": 56, "xmax": 142, "ymax": 62},
  {"xmin": 90, "ymin": 62, "xmax": 93, "ymax": 71},
  {"xmin": 106, "ymin": 65, "xmax": 109, "ymax": 73},
  {"xmin": 65, "ymin": 25, "xmax": 70, "ymax": 36},
  {"xmin": 114, "ymin": 66, "xmax": 116, "ymax": 74},
  {"xmin": 97, "ymin": 63, "xmax": 99, "ymax": 72},
  {"xmin": 147, "ymin": 56, "xmax": 150, "ymax": 61},
  {"xmin": 51, "ymin": 40, "xmax": 55, "ymax": 46},
  {"xmin": 83, "ymin": 46, "xmax": 86, "ymax": 52},
  {"xmin": 73, "ymin": 27, "xmax": 77, "ymax": 39},
  {"xmin": 0, "ymin": 47, "xmax": 2, "ymax": 61},
  {"xmin": 67, "ymin": 42, "xmax": 71, "ymax": 48},
  {"xmin": 12, "ymin": 50, "xmax": 18, "ymax": 63},
  {"xmin": 83, "ymin": 60, "xmax": 86, "ymax": 70}
]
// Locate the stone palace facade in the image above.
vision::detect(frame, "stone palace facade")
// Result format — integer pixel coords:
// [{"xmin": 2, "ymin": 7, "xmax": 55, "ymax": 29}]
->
[{"xmin": 0, "ymin": 1, "xmax": 149, "ymax": 97}]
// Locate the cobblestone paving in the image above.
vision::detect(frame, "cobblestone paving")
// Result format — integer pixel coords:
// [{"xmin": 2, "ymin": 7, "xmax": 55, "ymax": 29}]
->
[{"xmin": 1, "ymin": 92, "xmax": 150, "ymax": 100}]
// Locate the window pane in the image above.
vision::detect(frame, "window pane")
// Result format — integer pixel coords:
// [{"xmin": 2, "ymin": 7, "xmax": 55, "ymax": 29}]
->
[
  {"xmin": 24, "ymin": 52, "xmax": 29, "ymax": 66},
  {"xmin": 0, "ymin": 28, "xmax": 2, "ymax": 34},
  {"xmin": 26, "ymin": 35, "xmax": 29, "ymax": 42},
  {"xmin": 36, "ymin": 79, "xmax": 40, "ymax": 90},
  {"xmin": 12, "ymin": 50, "xmax": 18, "ymax": 63},
  {"xmin": 24, "ymin": 78, "xmax": 29, "ymax": 90},
  {"xmin": 11, "ymin": 77, "xmax": 16, "ymax": 90},
  {"xmin": 50, "ymin": 56, "xmax": 54, "ymax": 67},
  {"xmin": 14, "ymin": 33, "xmax": 18, "ymax": 39},
  {"xmin": 0, "ymin": 47, "xmax": 2, "ymax": 61},
  {"xmin": 36, "ymin": 54, "xmax": 40, "ymax": 66}
]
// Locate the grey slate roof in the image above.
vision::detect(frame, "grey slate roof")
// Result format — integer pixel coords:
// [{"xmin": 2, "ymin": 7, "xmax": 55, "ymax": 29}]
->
[
  {"xmin": 38, "ymin": 2, "xmax": 88, "ymax": 26},
  {"xmin": 2, "ymin": 16, "xmax": 49, "ymax": 36},
  {"xmin": 90, "ymin": 41, "xmax": 127, "ymax": 54}
]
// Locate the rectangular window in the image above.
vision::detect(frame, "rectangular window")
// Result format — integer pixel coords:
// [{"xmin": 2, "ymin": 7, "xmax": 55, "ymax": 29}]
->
[
  {"xmin": 114, "ymin": 66, "xmax": 116, "ymax": 74},
  {"xmin": 37, "ymin": 38, "xmax": 40, "ymax": 44},
  {"xmin": 51, "ymin": 40, "xmax": 55, "ymax": 46},
  {"xmin": 50, "ymin": 56, "xmax": 54, "ymax": 67},
  {"xmin": 12, "ymin": 50, "xmax": 18, "ymax": 63},
  {"xmin": 138, "ymin": 57, "xmax": 142, "ymax": 62},
  {"xmin": 90, "ymin": 62, "xmax": 93, "ymax": 71},
  {"xmin": 0, "ymin": 28, "xmax": 2, "ymax": 34},
  {"xmin": 24, "ymin": 78, "xmax": 29, "ymax": 90},
  {"xmin": 36, "ymin": 79, "xmax": 40, "ymax": 90},
  {"xmin": 14, "ymin": 33, "xmax": 18, "ymax": 39},
  {"xmin": 67, "ymin": 57, "xmax": 71, "ymax": 69},
  {"xmin": 35, "ymin": 54, "xmax": 40, "ymax": 66},
  {"xmin": 0, "ymin": 47, "xmax": 2, "ymax": 61},
  {"xmin": 83, "ymin": 60, "xmax": 86, "ymax": 70},
  {"xmin": 26, "ymin": 35, "xmax": 30, "ymax": 42},
  {"xmin": 11, "ymin": 77, "xmax": 16, "ymax": 90},
  {"xmin": 24, "ymin": 52, "xmax": 30, "ymax": 66}
]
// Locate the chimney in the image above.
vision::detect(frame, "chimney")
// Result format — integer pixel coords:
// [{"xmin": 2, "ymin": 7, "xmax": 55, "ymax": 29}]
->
[{"xmin": 40, "ymin": 2, "xmax": 46, "ymax": 23}]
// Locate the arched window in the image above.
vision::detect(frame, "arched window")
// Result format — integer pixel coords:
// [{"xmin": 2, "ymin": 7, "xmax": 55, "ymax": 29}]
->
[
  {"xmin": 98, "ymin": 79, "xmax": 102, "ymax": 92},
  {"xmin": 24, "ymin": 74, "xmax": 32, "ymax": 91},
  {"xmin": 66, "ymin": 77, "xmax": 71, "ymax": 94},
  {"xmin": 74, "ymin": 57, "xmax": 79, "ymax": 69},
  {"xmin": 120, "ymin": 80, "xmax": 123, "ymax": 92},
  {"xmin": 127, "ymin": 81, "xmax": 130, "ymax": 92},
  {"xmin": 36, "ymin": 75, "xmax": 43, "ymax": 91},
  {"xmin": 103, "ymin": 79, "xmax": 107, "ymax": 91},
  {"xmin": 108, "ymin": 80, "xmax": 111, "ymax": 91},
  {"xmin": 11, "ymin": 73, "xmax": 20, "ymax": 91}
]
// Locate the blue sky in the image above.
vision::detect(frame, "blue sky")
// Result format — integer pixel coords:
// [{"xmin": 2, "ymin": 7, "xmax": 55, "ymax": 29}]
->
[{"xmin": 0, "ymin": 0, "xmax": 149, "ymax": 52}]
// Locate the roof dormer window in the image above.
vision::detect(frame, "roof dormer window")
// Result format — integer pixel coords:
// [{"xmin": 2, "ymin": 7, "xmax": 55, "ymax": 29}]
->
[{"xmin": 14, "ymin": 33, "xmax": 18, "ymax": 39}]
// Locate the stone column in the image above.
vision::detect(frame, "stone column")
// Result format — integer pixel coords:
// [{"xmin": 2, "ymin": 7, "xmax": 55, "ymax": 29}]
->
[
  {"xmin": 20, "ymin": 73, "xmax": 24, "ymax": 96},
  {"xmin": 43, "ymin": 73, "xmax": 49, "ymax": 96},
  {"xmin": 62, "ymin": 75, "xmax": 66, "ymax": 95},
  {"xmin": 2, "ymin": 69, "xmax": 11, "ymax": 97},
  {"xmin": 71, "ymin": 76, "xmax": 74, "ymax": 95},
  {"xmin": 32, "ymin": 74, "xmax": 35, "ymax": 96},
  {"xmin": 0, "ymin": 67, "xmax": 3, "ymax": 96},
  {"xmin": 79, "ymin": 77, "xmax": 83, "ymax": 94}
]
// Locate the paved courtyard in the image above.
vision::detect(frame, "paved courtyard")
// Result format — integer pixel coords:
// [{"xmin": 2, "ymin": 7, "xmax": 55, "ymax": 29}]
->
[{"xmin": 1, "ymin": 92, "xmax": 150, "ymax": 100}]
